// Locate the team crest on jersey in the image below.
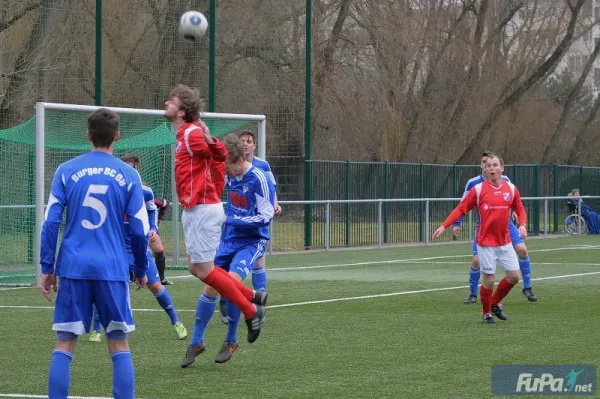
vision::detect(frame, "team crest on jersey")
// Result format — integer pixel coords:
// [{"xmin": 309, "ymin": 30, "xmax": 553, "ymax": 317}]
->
[
  {"xmin": 243, "ymin": 185, "xmax": 249, "ymax": 193},
  {"xmin": 176, "ymin": 141, "xmax": 182, "ymax": 153},
  {"xmin": 504, "ymin": 193, "xmax": 510, "ymax": 201}
]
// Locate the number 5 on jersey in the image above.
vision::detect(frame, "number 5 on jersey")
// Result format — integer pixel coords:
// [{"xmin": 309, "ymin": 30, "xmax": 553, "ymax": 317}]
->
[{"xmin": 82, "ymin": 184, "xmax": 109, "ymax": 229}]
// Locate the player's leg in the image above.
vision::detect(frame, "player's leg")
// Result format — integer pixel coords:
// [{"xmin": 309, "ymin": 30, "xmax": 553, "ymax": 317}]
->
[
  {"xmin": 182, "ymin": 205, "xmax": 266, "ymax": 342},
  {"xmin": 144, "ymin": 252, "xmax": 187, "ymax": 339},
  {"xmin": 511, "ymin": 226, "xmax": 536, "ymax": 302},
  {"xmin": 150, "ymin": 234, "xmax": 171, "ymax": 285},
  {"xmin": 94, "ymin": 280, "xmax": 136, "ymax": 399},
  {"xmin": 182, "ymin": 284, "xmax": 218, "ymax": 368},
  {"xmin": 476, "ymin": 246, "xmax": 496, "ymax": 324},
  {"xmin": 490, "ymin": 244, "xmax": 522, "ymax": 321},
  {"xmin": 48, "ymin": 277, "xmax": 89, "ymax": 398},
  {"xmin": 217, "ymin": 242, "xmax": 265, "ymax": 364},
  {"xmin": 465, "ymin": 240, "xmax": 480, "ymax": 304},
  {"xmin": 252, "ymin": 255, "xmax": 268, "ymax": 292},
  {"xmin": 89, "ymin": 303, "xmax": 102, "ymax": 342}
]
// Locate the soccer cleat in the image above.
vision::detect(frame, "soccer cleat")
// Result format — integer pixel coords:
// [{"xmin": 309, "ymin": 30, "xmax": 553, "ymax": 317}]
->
[
  {"xmin": 491, "ymin": 304, "xmax": 509, "ymax": 320},
  {"xmin": 252, "ymin": 290, "xmax": 268, "ymax": 306},
  {"xmin": 464, "ymin": 295, "xmax": 477, "ymax": 304},
  {"xmin": 215, "ymin": 341, "xmax": 239, "ymax": 364},
  {"xmin": 246, "ymin": 305, "xmax": 265, "ymax": 343},
  {"xmin": 174, "ymin": 322, "xmax": 188, "ymax": 340},
  {"xmin": 522, "ymin": 288, "xmax": 538, "ymax": 302},
  {"xmin": 219, "ymin": 299, "xmax": 228, "ymax": 324},
  {"xmin": 181, "ymin": 342, "xmax": 206, "ymax": 368},
  {"xmin": 483, "ymin": 313, "xmax": 496, "ymax": 324},
  {"xmin": 89, "ymin": 330, "xmax": 101, "ymax": 342},
  {"xmin": 161, "ymin": 279, "xmax": 174, "ymax": 286}
]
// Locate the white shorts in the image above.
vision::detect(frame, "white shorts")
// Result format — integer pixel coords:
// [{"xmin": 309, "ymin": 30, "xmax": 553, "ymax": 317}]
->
[
  {"xmin": 182, "ymin": 203, "xmax": 224, "ymax": 263},
  {"xmin": 476, "ymin": 244, "xmax": 520, "ymax": 275}
]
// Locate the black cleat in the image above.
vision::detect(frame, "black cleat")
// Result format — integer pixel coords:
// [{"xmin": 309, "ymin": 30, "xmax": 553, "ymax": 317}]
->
[
  {"xmin": 483, "ymin": 313, "xmax": 496, "ymax": 324},
  {"xmin": 522, "ymin": 288, "xmax": 538, "ymax": 302},
  {"xmin": 161, "ymin": 279, "xmax": 174, "ymax": 286},
  {"xmin": 252, "ymin": 290, "xmax": 268, "ymax": 306},
  {"xmin": 181, "ymin": 342, "xmax": 206, "ymax": 368},
  {"xmin": 491, "ymin": 304, "xmax": 509, "ymax": 320},
  {"xmin": 219, "ymin": 298, "xmax": 228, "ymax": 324},
  {"xmin": 215, "ymin": 341, "xmax": 239, "ymax": 364},
  {"xmin": 464, "ymin": 295, "xmax": 477, "ymax": 304},
  {"xmin": 246, "ymin": 305, "xmax": 265, "ymax": 343}
]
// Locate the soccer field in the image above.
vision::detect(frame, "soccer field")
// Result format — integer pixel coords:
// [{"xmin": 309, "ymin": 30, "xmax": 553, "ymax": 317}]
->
[{"xmin": 0, "ymin": 236, "xmax": 598, "ymax": 398}]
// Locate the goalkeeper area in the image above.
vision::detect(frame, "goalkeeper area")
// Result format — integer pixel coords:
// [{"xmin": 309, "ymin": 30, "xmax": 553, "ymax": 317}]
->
[
  {"xmin": 0, "ymin": 102, "xmax": 266, "ymax": 286},
  {"xmin": 0, "ymin": 236, "xmax": 599, "ymax": 398}
]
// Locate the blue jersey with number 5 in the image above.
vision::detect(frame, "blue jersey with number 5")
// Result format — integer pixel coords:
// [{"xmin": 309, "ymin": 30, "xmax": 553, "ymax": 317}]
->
[{"xmin": 40, "ymin": 151, "xmax": 150, "ymax": 281}]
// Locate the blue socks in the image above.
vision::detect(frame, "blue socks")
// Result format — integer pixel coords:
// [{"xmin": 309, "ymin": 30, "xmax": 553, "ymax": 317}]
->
[
  {"xmin": 252, "ymin": 267, "xmax": 267, "ymax": 291},
  {"xmin": 225, "ymin": 299, "xmax": 242, "ymax": 343},
  {"xmin": 111, "ymin": 351, "xmax": 134, "ymax": 399},
  {"xmin": 154, "ymin": 287, "xmax": 179, "ymax": 325},
  {"xmin": 519, "ymin": 256, "xmax": 532, "ymax": 289},
  {"xmin": 469, "ymin": 267, "xmax": 480, "ymax": 297},
  {"xmin": 190, "ymin": 294, "xmax": 216, "ymax": 346},
  {"xmin": 48, "ymin": 350, "xmax": 72, "ymax": 398}
]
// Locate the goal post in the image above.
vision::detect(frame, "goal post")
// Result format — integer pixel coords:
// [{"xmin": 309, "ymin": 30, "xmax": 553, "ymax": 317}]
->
[{"xmin": 28, "ymin": 102, "xmax": 266, "ymax": 287}]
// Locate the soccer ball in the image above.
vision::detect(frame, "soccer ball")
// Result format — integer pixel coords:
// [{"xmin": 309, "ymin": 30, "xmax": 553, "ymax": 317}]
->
[{"xmin": 179, "ymin": 11, "xmax": 208, "ymax": 41}]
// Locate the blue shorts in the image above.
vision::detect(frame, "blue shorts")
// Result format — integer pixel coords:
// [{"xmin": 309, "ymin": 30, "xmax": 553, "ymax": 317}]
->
[
  {"xmin": 53, "ymin": 277, "xmax": 134, "ymax": 336},
  {"xmin": 472, "ymin": 221, "xmax": 524, "ymax": 255},
  {"xmin": 128, "ymin": 250, "xmax": 159, "ymax": 285},
  {"xmin": 215, "ymin": 239, "xmax": 267, "ymax": 280}
]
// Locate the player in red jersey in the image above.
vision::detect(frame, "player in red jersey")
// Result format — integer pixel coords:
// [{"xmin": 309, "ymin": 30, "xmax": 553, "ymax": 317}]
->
[
  {"xmin": 433, "ymin": 154, "xmax": 527, "ymax": 323},
  {"xmin": 164, "ymin": 85, "xmax": 266, "ymax": 367}
]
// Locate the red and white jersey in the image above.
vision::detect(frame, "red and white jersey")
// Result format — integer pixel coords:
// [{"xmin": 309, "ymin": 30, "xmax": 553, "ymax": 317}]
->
[
  {"xmin": 174, "ymin": 122, "xmax": 227, "ymax": 209},
  {"xmin": 442, "ymin": 180, "xmax": 526, "ymax": 246}
]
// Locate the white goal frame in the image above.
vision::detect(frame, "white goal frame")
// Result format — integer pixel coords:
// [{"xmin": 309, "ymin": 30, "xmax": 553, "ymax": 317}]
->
[{"xmin": 35, "ymin": 102, "xmax": 266, "ymax": 287}]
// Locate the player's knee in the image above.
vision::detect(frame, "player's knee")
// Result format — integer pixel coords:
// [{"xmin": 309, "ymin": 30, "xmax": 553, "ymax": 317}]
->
[
  {"xmin": 151, "ymin": 238, "xmax": 165, "ymax": 253},
  {"xmin": 472, "ymin": 257, "xmax": 480, "ymax": 270},
  {"xmin": 203, "ymin": 285, "xmax": 218, "ymax": 297},
  {"xmin": 255, "ymin": 257, "xmax": 265, "ymax": 269},
  {"xmin": 147, "ymin": 281, "xmax": 162, "ymax": 295},
  {"xmin": 515, "ymin": 244, "xmax": 528, "ymax": 258}
]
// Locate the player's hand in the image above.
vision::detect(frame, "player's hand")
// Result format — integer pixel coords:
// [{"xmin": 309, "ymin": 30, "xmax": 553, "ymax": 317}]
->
[
  {"xmin": 432, "ymin": 225, "xmax": 446, "ymax": 240},
  {"xmin": 134, "ymin": 275, "xmax": 147, "ymax": 290},
  {"xmin": 452, "ymin": 226, "xmax": 461, "ymax": 237},
  {"xmin": 274, "ymin": 203, "xmax": 282, "ymax": 216},
  {"xmin": 198, "ymin": 119, "xmax": 215, "ymax": 144},
  {"xmin": 40, "ymin": 273, "xmax": 57, "ymax": 302},
  {"xmin": 518, "ymin": 225, "xmax": 528, "ymax": 239},
  {"xmin": 149, "ymin": 230, "xmax": 158, "ymax": 243}
]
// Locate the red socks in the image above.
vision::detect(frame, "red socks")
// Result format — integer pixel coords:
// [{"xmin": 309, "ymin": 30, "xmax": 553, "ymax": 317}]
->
[
  {"xmin": 203, "ymin": 268, "xmax": 256, "ymax": 319},
  {"xmin": 479, "ymin": 285, "xmax": 493, "ymax": 315},
  {"xmin": 491, "ymin": 277, "xmax": 515, "ymax": 306}
]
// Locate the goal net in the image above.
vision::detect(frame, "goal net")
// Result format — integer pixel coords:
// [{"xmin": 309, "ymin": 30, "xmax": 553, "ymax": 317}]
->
[{"xmin": 0, "ymin": 102, "xmax": 266, "ymax": 286}]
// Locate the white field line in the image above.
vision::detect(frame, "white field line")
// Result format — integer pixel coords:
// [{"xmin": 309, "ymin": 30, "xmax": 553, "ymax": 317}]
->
[{"xmin": 1, "ymin": 270, "xmax": 599, "ymax": 313}]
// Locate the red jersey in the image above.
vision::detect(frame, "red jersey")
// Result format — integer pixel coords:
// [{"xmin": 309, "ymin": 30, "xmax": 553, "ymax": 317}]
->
[
  {"xmin": 210, "ymin": 159, "xmax": 226, "ymax": 199},
  {"xmin": 174, "ymin": 122, "xmax": 227, "ymax": 209},
  {"xmin": 442, "ymin": 180, "xmax": 526, "ymax": 246}
]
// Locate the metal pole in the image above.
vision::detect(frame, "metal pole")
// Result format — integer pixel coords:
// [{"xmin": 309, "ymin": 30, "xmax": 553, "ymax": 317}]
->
[
  {"xmin": 303, "ymin": 0, "xmax": 312, "ymax": 249},
  {"xmin": 544, "ymin": 198, "xmax": 548, "ymax": 238},
  {"xmin": 425, "ymin": 199, "xmax": 430, "ymax": 246},
  {"xmin": 268, "ymin": 222, "xmax": 273, "ymax": 255},
  {"xmin": 208, "ymin": 0, "xmax": 216, "ymax": 112},
  {"xmin": 578, "ymin": 197, "xmax": 582, "ymax": 235},
  {"xmin": 468, "ymin": 211, "xmax": 472, "ymax": 242},
  {"xmin": 95, "ymin": 0, "xmax": 102, "ymax": 105},
  {"xmin": 377, "ymin": 200, "xmax": 382, "ymax": 248},
  {"xmin": 258, "ymin": 119, "xmax": 266, "ymax": 159},
  {"xmin": 171, "ymin": 142, "xmax": 180, "ymax": 266},
  {"xmin": 325, "ymin": 201, "xmax": 330, "ymax": 250},
  {"xmin": 35, "ymin": 103, "xmax": 46, "ymax": 287}
]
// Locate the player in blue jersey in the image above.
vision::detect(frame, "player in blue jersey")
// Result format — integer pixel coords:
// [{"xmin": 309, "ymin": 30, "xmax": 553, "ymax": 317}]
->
[
  {"xmin": 218, "ymin": 130, "xmax": 280, "ymax": 324},
  {"xmin": 453, "ymin": 151, "xmax": 537, "ymax": 304},
  {"xmin": 40, "ymin": 109, "xmax": 149, "ymax": 399},
  {"xmin": 180, "ymin": 133, "xmax": 274, "ymax": 367}
]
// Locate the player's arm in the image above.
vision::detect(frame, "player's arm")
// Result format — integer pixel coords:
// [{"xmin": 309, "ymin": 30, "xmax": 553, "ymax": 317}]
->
[
  {"xmin": 433, "ymin": 189, "xmax": 477, "ymax": 239},
  {"xmin": 40, "ymin": 166, "xmax": 67, "ymax": 275},
  {"xmin": 511, "ymin": 187, "xmax": 527, "ymax": 237},
  {"xmin": 193, "ymin": 120, "xmax": 227, "ymax": 161},
  {"xmin": 225, "ymin": 177, "xmax": 275, "ymax": 229},
  {"xmin": 453, "ymin": 180, "xmax": 472, "ymax": 230},
  {"xmin": 126, "ymin": 173, "xmax": 150, "ymax": 279},
  {"xmin": 143, "ymin": 186, "xmax": 159, "ymax": 233},
  {"xmin": 210, "ymin": 159, "xmax": 226, "ymax": 198},
  {"xmin": 263, "ymin": 161, "xmax": 282, "ymax": 215}
]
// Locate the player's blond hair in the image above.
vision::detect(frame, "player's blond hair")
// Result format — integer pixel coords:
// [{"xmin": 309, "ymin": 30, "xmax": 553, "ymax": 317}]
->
[
  {"xmin": 168, "ymin": 84, "xmax": 205, "ymax": 123},
  {"xmin": 222, "ymin": 133, "xmax": 245, "ymax": 162}
]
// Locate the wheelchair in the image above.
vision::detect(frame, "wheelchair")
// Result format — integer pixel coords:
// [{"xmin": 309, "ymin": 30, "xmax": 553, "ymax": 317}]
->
[{"xmin": 564, "ymin": 201, "xmax": 588, "ymax": 236}]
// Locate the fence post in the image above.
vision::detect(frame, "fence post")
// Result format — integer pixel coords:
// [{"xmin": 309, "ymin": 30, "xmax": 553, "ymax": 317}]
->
[
  {"xmin": 578, "ymin": 197, "xmax": 582, "ymax": 236},
  {"xmin": 468, "ymin": 211, "xmax": 472, "ymax": 242},
  {"xmin": 269, "ymin": 222, "xmax": 274, "ymax": 255},
  {"xmin": 544, "ymin": 198, "xmax": 548, "ymax": 238},
  {"xmin": 425, "ymin": 199, "xmax": 430, "ymax": 246},
  {"xmin": 325, "ymin": 201, "xmax": 331, "ymax": 250},
  {"xmin": 553, "ymin": 164, "xmax": 559, "ymax": 233},
  {"xmin": 580, "ymin": 165, "xmax": 584, "ymax": 194},
  {"xmin": 377, "ymin": 200, "xmax": 382, "ymax": 248},
  {"xmin": 383, "ymin": 161, "xmax": 389, "ymax": 243},
  {"xmin": 345, "ymin": 160, "xmax": 350, "ymax": 247},
  {"xmin": 419, "ymin": 163, "xmax": 424, "ymax": 242}
]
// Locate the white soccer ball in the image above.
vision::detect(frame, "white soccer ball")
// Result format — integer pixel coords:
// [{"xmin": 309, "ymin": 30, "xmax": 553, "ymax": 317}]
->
[{"xmin": 179, "ymin": 11, "xmax": 208, "ymax": 42}]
